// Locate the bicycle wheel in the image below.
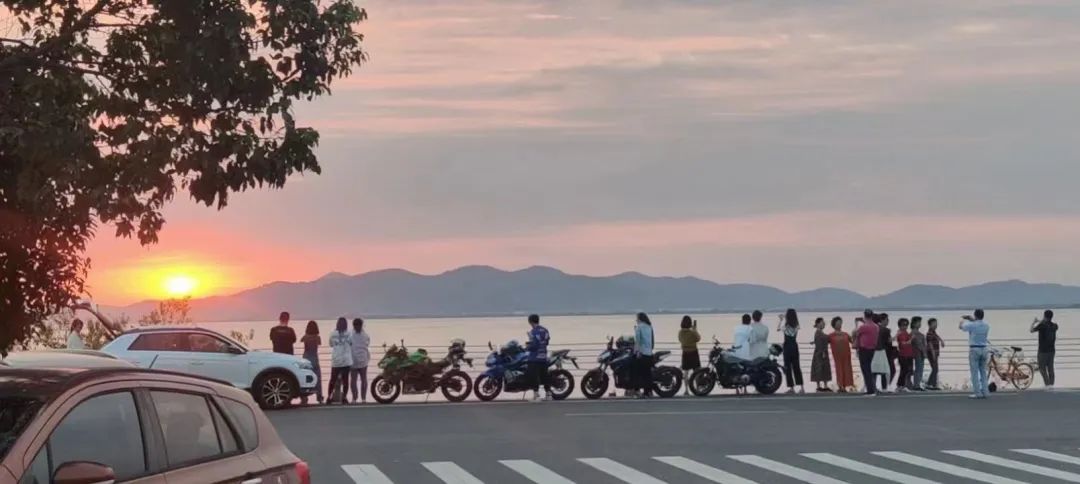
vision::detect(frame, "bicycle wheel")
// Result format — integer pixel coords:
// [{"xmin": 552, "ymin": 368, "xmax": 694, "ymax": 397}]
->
[{"xmin": 1010, "ymin": 362, "xmax": 1035, "ymax": 391}]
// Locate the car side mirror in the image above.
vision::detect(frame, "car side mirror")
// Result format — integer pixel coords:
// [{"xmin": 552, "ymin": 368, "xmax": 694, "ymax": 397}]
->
[
  {"xmin": 227, "ymin": 346, "xmax": 245, "ymax": 355},
  {"xmin": 53, "ymin": 461, "xmax": 116, "ymax": 484}
]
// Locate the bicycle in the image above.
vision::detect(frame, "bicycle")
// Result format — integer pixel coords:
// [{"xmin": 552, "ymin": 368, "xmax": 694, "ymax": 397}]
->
[{"xmin": 987, "ymin": 345, "xmax": 1035, "ymax": 392}]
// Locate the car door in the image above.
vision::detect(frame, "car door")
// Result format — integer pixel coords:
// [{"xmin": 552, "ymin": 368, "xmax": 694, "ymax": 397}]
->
[
  {"xmin": 186, "ymin": 333, "xmax": 252, "ymax": 388},
  {"xmin": 144, "ymin": 387, "xmax": 270, "ymax": 484},
  {"xmin": 14, "ymin": 383, "xmax": 167, "ymax": 484},
  {"xmin": 128, "ymin": 332, "xmax": 193, "ymax": 373}
]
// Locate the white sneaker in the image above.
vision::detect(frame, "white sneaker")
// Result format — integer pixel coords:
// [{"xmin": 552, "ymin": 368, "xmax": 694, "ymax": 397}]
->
[
  {"xmin": 543, "ymin": 393, "xmax": 553, "ymax": 401},
  {"xmin": 797, "ymin": 388, "xmax": 805, "ymax": 394},
  {"xmin": 1046, "ymin": 385, "xmax": 1054, "ymax": 392},
  {"xmin": 785, "ymin": 388, "xmax": 795, "ymax": 394}
]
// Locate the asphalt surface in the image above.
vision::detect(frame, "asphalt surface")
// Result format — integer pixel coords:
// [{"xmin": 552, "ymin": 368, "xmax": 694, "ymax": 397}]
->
[{"xmin": 270, "ymin": 390, "xmax": 1080, "ymax": 483}]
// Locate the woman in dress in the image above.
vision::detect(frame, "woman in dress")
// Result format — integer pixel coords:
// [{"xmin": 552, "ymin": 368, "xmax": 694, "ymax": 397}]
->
[
  {"xmin": 776, "ymin": 308, "xmax": 805, "ymax": 394},
  {"xmin": 828, "ymin": 317, "xmax": 855, "ymax": 392},
  {"xmin": 677, "ymin": 315, "xmax": 700, "ymax": 396},
  {"xmin": 328, "ymin": 317, "xmax": 353, "ymax": 404},
  {"xmin": 810, "ymin": 317, "xmax": 832, "ymax": 392},
  {"xmin": 300, "ymin": 321, "xmax": 324, "ymax": 404}
]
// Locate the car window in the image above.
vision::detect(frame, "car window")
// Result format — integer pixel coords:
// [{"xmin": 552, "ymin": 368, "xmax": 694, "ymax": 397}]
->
[
  {"xmin": 219, "ymin": 398, "xmax": 259, "ymax": 450},
  {"xmin": 187, "ymin": 334, "xmax": 233, "ymax": 354},
  {"xmin": 209, "ymin": 401, "xmax": 239, "ymax": 454},
  {"xmin": 150, "ymin": 391, "xmax": 222, "ymax": 466},
  {"xmin": 1, "ymin": 397, "xmax": 42, "ymax": 460},
  {"xmin": 130, "ymin": 333, "xmax": 189, "ymax": 351},
  {"xmin": 17, "ymin": 448, "xmax": 48, "ymax": 484},
  {"xmin": 50, "ymin": 392, "xmax": 146, "ymax": 481}
]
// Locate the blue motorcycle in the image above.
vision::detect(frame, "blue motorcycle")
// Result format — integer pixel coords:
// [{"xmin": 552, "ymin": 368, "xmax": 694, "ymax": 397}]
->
[{"xmin": 473, "ymin": 340, "xmax": 578, "ymax": 401}]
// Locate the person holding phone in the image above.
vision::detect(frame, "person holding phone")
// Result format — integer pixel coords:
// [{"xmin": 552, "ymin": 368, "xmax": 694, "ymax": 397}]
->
[
  {"xmin": 960, "ymin": 309, "xmax": 991, "ymax": 399},
  {"xmin": 1031, "ymin": 310, "xmax": 1058, "ymax": 390},
  {"xmin": 678, "ymin": 316, "xmax": 701, "ymax": 396}
]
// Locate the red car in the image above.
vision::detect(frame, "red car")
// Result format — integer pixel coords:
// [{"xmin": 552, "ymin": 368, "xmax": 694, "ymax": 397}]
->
[{"xmin": 0, "ymin": 353, "xmax": 310, "ymax": 484}]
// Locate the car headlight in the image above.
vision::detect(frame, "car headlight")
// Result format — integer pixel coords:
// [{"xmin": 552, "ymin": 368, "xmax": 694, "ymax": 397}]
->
[{"xmin": 296, "ymin": 360, "xmax": 313, "ymax": 371}]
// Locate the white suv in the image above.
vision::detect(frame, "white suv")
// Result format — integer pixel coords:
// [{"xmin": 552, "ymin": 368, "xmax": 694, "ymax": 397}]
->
[{"xmin": 102, "ymin": 327, "xmax": 317, "ymax": 409}]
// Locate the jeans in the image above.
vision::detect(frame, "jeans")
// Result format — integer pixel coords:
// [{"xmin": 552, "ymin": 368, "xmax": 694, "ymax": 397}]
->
[
  {"xmin": 1038, "ymin": 352, "xmax": 1055, "ymax": 386},
  {"xmin": 635, "ymin": 355, "xmax": 654, "ymax": 395},
  {"xmin": 913, "ymin": 356, "xmax": 925, "ymax": 389},
  {"xmin": 857, "ymin": 349, "xmax": 877, "ymax": 394},
  {"xmin": 927, "ymin": 353, "xmax": 940, "ymax": 388},
  {"xmin": 526, "ymin": 361, "xmax": 549, "ymax": 392},
  {"xmin": 969, "ymin": 347, "xmax": 991, "ymax": 397},
  {"xmin": 302, "ymin": 354, "xmax": 323, "ymax": 402},
  {"xmin": 328, "ymin": 366, "xmax": 351, "ymax": 403},
  {"xmin": 350, "ymin": 367, "xmax": 368, "ymax": 402}
]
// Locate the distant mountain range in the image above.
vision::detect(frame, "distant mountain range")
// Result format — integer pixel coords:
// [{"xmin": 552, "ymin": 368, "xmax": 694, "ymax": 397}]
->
[{"xmin": 103, "ymin": 266, "xmax": 1080, "ymax": 321}]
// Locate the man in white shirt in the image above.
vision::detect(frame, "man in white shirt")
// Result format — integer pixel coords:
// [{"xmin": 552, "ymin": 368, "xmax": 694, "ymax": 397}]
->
[
  {"xmin": 733, "ymin": 313, "xmax": 753, "ymax": 360},
  {"xmin": 748, "ymin": 310, "xmax": 770, "ymax": 359}
]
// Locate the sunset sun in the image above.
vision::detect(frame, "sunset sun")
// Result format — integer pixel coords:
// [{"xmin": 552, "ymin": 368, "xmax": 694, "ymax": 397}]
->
[{"xmin": 163, "ymin": 275, "xmax": 198, "ymax": 298}]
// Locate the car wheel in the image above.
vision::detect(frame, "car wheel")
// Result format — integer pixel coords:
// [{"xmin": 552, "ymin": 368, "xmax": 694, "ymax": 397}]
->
[{"xmin": 254, "ymin": 372, "xmax": 296, "ymax": 410}]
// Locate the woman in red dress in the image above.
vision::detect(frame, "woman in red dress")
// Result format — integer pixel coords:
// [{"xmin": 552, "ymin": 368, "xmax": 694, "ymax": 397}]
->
[{"xmin": 828, "ymin": 316, "xmax": 855, "ymax": 392}]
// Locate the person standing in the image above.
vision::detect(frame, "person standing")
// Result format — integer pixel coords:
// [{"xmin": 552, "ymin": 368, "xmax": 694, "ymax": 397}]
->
[
  {"xmin": 810, "ymin": 317, "xmax": 832, "ymax": 392},
  {"xmin": 299, "ymin": 321, "xmax": 324, "ymax": 405},
  {"xmin": 910, "ymin": 317, "xmax": 927, "ymax": 391},
  {"xmin": 66, "ymin": 319, "xmax": 86, "ymax": 350},
  {"xmin": 350, "ymin": 318, "xmax": 371, "ymax": 404},
  {"xmin": 525, "ymin": 314, "xmax": 552, "ymax": 401},
  {"xmin": 328, "ymin": 318, "xmax": 353, "ymax": 404},
  {"xmin": 678, "ymin": 316, "xmax": 701, "ymax": 396},
  {"xmin": 748, "ymin": 310, "xmax": 770, "ymax": 360},
  {"xmin": 872, "ymin": 313, "xmax": 893, "ymax": 393},
  {"xmin": 828, "ymin": 317, "xmax": 855, "ymax": 393},
  {"xmin": 925, "ymin": 318, "xmax": 944, "ymax": 390},
  {"xmin": 895, "ymin": 319, "xmax": 914, "ymax": 392},
  {"xmin": 960, "ymin": 309, "xmax": 991, "ymax": 399},
  {"xmin": 733, "ymin": 313, "xmax": 753, "ymax": 360},
  {"xmin": 854, "ymin": 315, "xmax": 880, "ymax": 395},
  {"xmin": 633, "ymin": 313, "xmax": 655, "ymax": 398},
  {"xmin": 1031, "ymin": 310, "xmax": 1058, "ymax": 390},
  {"xmin": 777, "ymin": 309, "xmax": 805, "ymax": 394},
  {"xmin": 270, "ymin": 311, "xmax": 297, "ymax": 355}
]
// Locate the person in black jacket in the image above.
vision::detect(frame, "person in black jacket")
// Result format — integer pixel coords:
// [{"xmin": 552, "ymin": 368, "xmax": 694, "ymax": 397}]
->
[{"xmin": 270, "ymin": 311, "xmax": 297, "ymax": 355}]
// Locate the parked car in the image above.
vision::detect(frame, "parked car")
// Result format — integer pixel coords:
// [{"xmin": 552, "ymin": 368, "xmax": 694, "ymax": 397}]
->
[
  {"xmin": 101, "ymin": 327, "xmax": 318, "ymax": 410},
  {"xmin": 0, "ymin": 361, "xmax": 310, "ymax": 484},
  {"xmin": 1, "ymin": 350, "xmax": 129, "ymax": 369}
]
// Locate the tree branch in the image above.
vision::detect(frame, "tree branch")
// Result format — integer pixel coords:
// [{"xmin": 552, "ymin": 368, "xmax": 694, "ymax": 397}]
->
[{"xmin": 0, "ymin": 0, "xmax": 112, "ymax": 71}]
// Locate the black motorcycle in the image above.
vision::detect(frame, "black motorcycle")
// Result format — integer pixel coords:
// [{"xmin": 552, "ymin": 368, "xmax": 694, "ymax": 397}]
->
[
  {"xmin": 474, "ymin": 341, "xmax": 579, "ymax": 401},
  {"xmin": 687, "ymin": 339, "xmax": 783, "ymax": 396},
  {"xmin": 580, "ymin": 336, "xmax": 682, "ymax": 399}
]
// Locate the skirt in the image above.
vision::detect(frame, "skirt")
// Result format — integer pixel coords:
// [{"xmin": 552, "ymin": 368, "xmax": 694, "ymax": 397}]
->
[
  {"xmin": 871, "ymin": 350, "xmax": 891, "ymax": 375},
  {"xmin": 681, "ymin": 349, "xmax": 701, "ymax": 370}
]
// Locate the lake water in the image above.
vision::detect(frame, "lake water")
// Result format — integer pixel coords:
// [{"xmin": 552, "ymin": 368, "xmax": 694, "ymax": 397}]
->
[{"xmin": 212, "ymin": 308, "xmax": 1078, "ymax": 397}]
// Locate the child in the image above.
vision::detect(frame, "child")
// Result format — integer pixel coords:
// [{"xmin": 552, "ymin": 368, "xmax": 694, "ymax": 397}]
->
[
  {"xmin": 895, "ymin": 318, "xmax": 913, "ymax": 392},
  {"xmin": 810, "ymin": 317, "xmax": 832, "ymax": 392},
  {"xmin": 910, "ymin": 317, "xmax": 927, "ymax": 391},
  {"xmin": 828, "ymin": 317, "xmax": 855, "ymax": 392},
  {"xmin": 925, "ymin": 318, "xmax": 944, "ymax": 390}
]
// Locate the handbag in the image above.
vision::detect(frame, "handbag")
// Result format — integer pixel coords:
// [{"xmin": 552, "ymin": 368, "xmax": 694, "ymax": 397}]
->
[{"xmin": 870, "ymin": 349, "xmax": 890, "ymax": 375}]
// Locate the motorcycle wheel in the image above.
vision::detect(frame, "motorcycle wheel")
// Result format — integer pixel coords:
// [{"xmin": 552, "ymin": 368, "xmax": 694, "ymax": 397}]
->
[
  {"xmin": 371, "ymin": 376, "xmax": 401, "ymax": 404},
  {"xmin": 688, "ymin": 368, "xmax": 716, "ymax": 397},
  {"xmin": 546, "ymin": 369, "xmax": 575, "ymax": 400},
  {"xmin": 440, "ymin": 370, "xmax": 473, "ymax": 402},
  {"xmin": 754, "ymin": 367, "xmax": 783, "ymax": 395},
  {"xmin": 473, "ymin": 374, "xmax": 503, "ymax": 402},
  {"xmin": 580, "ymin": 370, "xmax": 609, "ymax": 400},
  {"xmin": 652, "ymin": 366, "xmax": 683, "ymax": 398}
]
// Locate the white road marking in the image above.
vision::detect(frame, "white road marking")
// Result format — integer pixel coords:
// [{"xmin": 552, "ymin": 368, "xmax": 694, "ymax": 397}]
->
[
  {"xmin": 873, "ymin": 451, "xmax": 1027, "ymax": 484},
  {"xmin": 1012, "ymin": 448, "xmax": 1080, "ymax": 466},
  {"xmin": 578, "ymin": 458, "xmax": 667, "ymax": 484},
  {"xmin": 422, "ymin": 462, "xmax": 484, "ymax": 484},
  {"xmin": 500, "ymin": 460, "xmax": 576, "ymax": 484},
  {"xmin": 342, "ymin": 465, "xmax": 394, "ymax": 484},
  {"xmin": 945, "ymin": 450, "xmax": 1080, "ymax": 482},
  {"xmin": 654, "ymin": 456, "xmax": 757, "ymax": 483},
  {"xmin": 566, "ymin": 410, "xmax": 786, "ymax": 417},
  {"xmin": 727, "ymin": 455, "xmax": 849, "ymax": 484},
  {"xmin": 801, "ymin": 453, "xmax": 940, "ymax": 484}
]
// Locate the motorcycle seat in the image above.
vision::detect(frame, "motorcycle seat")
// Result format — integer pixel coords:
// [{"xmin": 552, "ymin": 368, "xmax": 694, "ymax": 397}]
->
[{"xmin": 722, "ymin": 353, "xmax": 768, "ymax": 366}]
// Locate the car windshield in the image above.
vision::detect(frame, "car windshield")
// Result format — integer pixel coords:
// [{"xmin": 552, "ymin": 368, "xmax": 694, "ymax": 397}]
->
[{"xmin": 0, "ymin": 396, "xmax": 44, "ymax": 459}]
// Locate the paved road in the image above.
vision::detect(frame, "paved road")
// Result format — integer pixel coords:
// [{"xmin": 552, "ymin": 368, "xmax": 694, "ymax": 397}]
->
[{"xmin": 270, "ymin": 390, "xmax": 1080, "ymax": 483}]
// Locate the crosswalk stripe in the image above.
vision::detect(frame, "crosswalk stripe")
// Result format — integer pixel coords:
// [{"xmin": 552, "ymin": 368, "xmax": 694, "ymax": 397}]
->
[
  {"xmin": 500, "ymin": 459, "xmax": 576, "ymax": 484},
  {"xmin": 422, "ymin": 462, "xmax": 484, "ymax": 484},
  {"xmin": 654, "ymin": 456, "xmax": 757, "ymax": 484},
  {"xmin": 945, "ymin": 450, "xmax": 1080, "ymax": 482},
  {"xmin": 341, "ymin": 465, "xmax": 394, "ymax": 484},
  {"xmin": 727, "ymin": 455, "xmax": 849, "ymax": 484},
  {"xmin": 801, "ymin": 453, "xmax": 940, "ymax": 484},
  {"xmin": 1012, "ymin": 448, "xmax": 1080, "ymax": 466},
  {"xmin": 873, "ymin": 452, "xmax": 1027, "ymax": 484},
  {"xmin": 578, "ymin": 458, "xmax": 667, "ymax": 484}
]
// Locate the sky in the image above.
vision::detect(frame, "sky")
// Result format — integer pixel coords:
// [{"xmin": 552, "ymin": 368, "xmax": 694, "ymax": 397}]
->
[{"xmin": 86, "ymin": 0, "xmax": 1080, "ymax": 305}]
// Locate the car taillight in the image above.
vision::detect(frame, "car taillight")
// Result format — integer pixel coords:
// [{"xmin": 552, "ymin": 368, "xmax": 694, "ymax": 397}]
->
[{"xmin": 295, "ymin": 461, "xmax": 311, "ymax": 484}]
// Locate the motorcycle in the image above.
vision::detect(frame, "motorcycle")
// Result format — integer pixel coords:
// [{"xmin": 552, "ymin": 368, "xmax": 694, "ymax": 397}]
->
[
  {"xmin": 370, "ymin": 338, "xmax": 473, "ymax": 404},
  {"xmin": 687, "ymin": 339, "xmax": 783, "ymax": 396},
  {"xmin": 580, "ymin": 335, "xmax": 683, "ymax": 399},
  {"xmin": 473, "ymin": 340, "xmax": 579, "ymax": 401}
]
